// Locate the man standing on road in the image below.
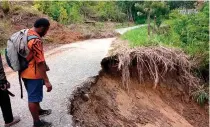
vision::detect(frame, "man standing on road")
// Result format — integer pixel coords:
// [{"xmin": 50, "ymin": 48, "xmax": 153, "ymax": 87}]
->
[
  {"xmin": 0, "ymin": 55, "xmax": 20, "ymax": 127},
  {"xmin": 21, "ymin": 18, "xmax": 52, "ymax": 127}
]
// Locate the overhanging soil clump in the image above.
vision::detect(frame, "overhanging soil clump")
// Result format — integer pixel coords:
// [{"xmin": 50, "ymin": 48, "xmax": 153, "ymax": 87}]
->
[{"xmin": 69, "ymin": 41, "xmax": 209, "ymax": 127}]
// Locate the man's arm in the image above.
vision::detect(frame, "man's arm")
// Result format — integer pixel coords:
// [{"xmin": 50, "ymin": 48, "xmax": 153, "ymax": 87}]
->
[
  {"xmin": 0, "ymin": 54, "xmax": 10, "ymax": 90},
  {"xmin": 37, "ymin": 62, "xmax": 52, "ymax": 92},
  {"xmin": 30, "ymin": 38, "xmax": 52, "ymax": 92},
  {"xmin": 0, "ymin": 54, "xmax": 7, "ymax": 81}
]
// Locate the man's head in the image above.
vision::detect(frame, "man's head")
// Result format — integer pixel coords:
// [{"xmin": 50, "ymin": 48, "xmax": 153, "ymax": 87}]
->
[{"xmin": 34, "ymin": 18, "xmax": 50, "ymax": 37}]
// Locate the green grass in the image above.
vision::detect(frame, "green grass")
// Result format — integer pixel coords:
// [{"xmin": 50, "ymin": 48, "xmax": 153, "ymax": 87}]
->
[
  {"xmin": 121, "ymin": 25, "xmax": 182, "ymax": 48},
  {"xmin": 0, "ymin": 48, "xmax": 5, "ymax": 55},
  {"xmin": 121, "ymin": 26, "xmax": 149, "ymax": 47}
]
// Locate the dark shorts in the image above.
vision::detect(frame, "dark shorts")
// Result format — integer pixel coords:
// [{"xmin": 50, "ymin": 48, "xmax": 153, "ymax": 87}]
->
[{"xmin": 23, "ymin": 79, "xmax": 44, "ymax": 103}]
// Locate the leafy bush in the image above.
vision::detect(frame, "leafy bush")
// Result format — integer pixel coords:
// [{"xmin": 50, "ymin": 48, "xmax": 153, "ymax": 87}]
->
[
  {"xmin": 1, "ymin": 1, "xmax": 10, "ymax": 13},
  {"xmin": 134, "ymin": 15, "xmax": 147, "ymax": 24},
  {"xmin": 34, "ymin": 1, "xmax": 127, "ymax": 24},
  {"xmin": 166, "ymin": 3, "xmax": 209, "ymax": 83},
  {"xmin": 68, "ymin": 3, "xmax": 83, "ymax": 23}
]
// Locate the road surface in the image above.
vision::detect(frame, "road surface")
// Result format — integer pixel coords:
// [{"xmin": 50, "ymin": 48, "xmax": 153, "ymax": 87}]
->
[
  {"xmin": 115, "ymin": 24, "xmax": 146, "ymax": 34},
  {"xmin": 0, "ymin": 26, "xmax": 141, "ymax": 127}
]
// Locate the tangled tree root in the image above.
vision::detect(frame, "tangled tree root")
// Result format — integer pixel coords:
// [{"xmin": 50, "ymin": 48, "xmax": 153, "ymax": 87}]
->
[{"xmin": 101, "ymin": 41, "xmax": 199, "ymax": 94}]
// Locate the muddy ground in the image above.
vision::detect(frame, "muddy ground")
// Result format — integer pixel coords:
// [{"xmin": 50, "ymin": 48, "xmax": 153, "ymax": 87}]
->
[{"xmin": 70, "ymin": 71, "xmax": 209, "ymax": 127}]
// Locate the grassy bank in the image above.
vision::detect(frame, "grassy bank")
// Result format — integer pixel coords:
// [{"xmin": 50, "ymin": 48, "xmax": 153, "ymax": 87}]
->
[
  {"xmin": 121, "ymin": 25, "xmax": 181, "ymax": 48},
  {"xmin": 120, "ymin": 24, "xmax": 209, "ymax": 106},
  {"xmin": 120, "ymin": 2, "xmax": 209, "ymax": 106}
]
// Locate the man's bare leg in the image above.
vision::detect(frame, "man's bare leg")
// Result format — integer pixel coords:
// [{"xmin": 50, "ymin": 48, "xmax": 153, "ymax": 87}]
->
[{"xmin": 28, "ymin": 102, "xmax": 40, "ymax": 123}]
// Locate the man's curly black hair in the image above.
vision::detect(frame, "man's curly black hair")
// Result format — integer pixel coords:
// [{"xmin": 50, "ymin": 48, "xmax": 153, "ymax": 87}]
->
[{"xmin": 34, "ymin": 18, "xmax": 50, "ymax": 28}]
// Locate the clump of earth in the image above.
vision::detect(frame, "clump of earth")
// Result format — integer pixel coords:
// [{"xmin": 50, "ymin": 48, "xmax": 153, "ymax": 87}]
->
[{"xmin": 69, "ymin": 41, "xmax": 209, "ymax": 127}]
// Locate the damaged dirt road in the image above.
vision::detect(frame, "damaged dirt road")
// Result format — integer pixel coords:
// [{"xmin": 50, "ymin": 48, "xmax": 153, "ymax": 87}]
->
[{"xmin": 0, "ymin": 37, "xmax": 115, "ymax": 127}]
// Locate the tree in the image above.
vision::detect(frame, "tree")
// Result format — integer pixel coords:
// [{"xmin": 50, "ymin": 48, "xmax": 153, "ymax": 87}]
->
[
  {"xmin": 116, "ymin": 1, "xmax": 136, "ymax": 22},
  {"xmin": 135, "ymin": 1, "xmax": 169, "ymax": 36},
  {"xmin": 167, "ymin": 1, "xmax": 197, "ymax": 10},
  {"xmin": 59, "ymin": 7, "xmax": 68, "ymax": 24}
]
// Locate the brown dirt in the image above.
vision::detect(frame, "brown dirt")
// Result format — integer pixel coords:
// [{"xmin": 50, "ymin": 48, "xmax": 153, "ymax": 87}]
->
[
  {"xmin": 68, "ymin": 22, "xmax": 120, "ymax": 40},
  {"xmin": 8, "ymin": 9, "xmax": 83, "ymax": 44},
  {"xmin": 0, "ymin": 4, "xmax": 118, "ymax": 47},
  {"xmin": 70, "ymin": 40, "xmax": 209, "ymax": 127},
  {"xmin": 70, "ymin": 72, "xmax": 209, "ymax": 127}
]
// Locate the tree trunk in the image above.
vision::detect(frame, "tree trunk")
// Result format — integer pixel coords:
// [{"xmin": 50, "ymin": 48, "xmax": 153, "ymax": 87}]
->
[
  {"xmin": 147, "ymin": 10, "xmax": 151, "ymax": 37},
  {"xmin": 129, "ymin": 5, "xmax": 133, "ymax": 22},
  {"xmin": 153, "ymin": 15, "xmax": 157, "ymax": 34},
  {"xmin": 127, "ymin": 9, "xmax": 130, "ymax": 21}
]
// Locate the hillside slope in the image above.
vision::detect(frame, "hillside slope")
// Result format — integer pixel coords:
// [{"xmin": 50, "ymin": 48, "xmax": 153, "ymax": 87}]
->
[
  {"xmin": 70, "ymin": 73, "xmax": 208, "ymax": 127},
  {"xmin": 0, "ymin": 4, "xmax": 82, "ymax": 47}
]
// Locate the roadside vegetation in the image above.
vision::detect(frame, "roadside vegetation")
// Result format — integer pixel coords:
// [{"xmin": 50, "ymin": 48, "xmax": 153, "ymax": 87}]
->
[
  {"xmin": 0, "ymin": 1, "xmax": 137, "ymax": 47},
  {"xmin": 121, "ymin": 2, "xmax": 209, "ymax": 106}
]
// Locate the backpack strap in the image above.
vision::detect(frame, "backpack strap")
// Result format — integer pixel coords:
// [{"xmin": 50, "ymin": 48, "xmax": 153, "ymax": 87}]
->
[
  {"xmin": 27, "ymin": 35, "xmax": 40, "ymax": 62},
  {"xmin": 18, "ymin": 71, "xmax": 23, "ymax": 99},
  {"xmin": 27, "ymin": 35, "xmax": 41, "ymax": 75},
  {"xmin": 17, "ymin": 35, "xmax": 40, "ymax": 98},
  {"xmin": 27, "ymin": 35, "xmax": 40, "ymax": 42}
]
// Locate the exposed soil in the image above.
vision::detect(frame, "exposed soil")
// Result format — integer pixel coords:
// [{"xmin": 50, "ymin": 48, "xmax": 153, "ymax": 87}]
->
[
  {"xmin": 0, "ymin": 4, "xmax": 119, "ymax": 47},
  {"xmin": 68, "ymin": 22, "xmax": 121, "ymax": 40},
  {"xmin": 70, "ymin": 40, "xmax": 209, "ymax": 127},
  {"xmin": 70, "ymin": 72, "xmax": 209, "ymax": 127},
  {"xmin": 6, "ymin": 9, "xmax": 83, "ymax": 44}
]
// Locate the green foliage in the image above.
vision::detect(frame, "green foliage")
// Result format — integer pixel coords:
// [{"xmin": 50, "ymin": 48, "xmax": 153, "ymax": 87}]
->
[
  {"xmin": 59, "ymin": 7, "xmax": 68, "ymax": 24},
  {"xmin": 34, "ymin": 1, "xmax": 127, "ymax": 24},
  {"xmin": 121, "ymin": 26, "xmax": 164, "ymax": 47},
  {"xmin": 124, "ymin": 3, "xmax": 209, "ymax": 68},
  {"xmin": 134, "ymin": 15, "xmax": 147, "ymax": 24},
  {"xmin": 121, "ymin": 25, "xmax": 181, "ymax": 48},
  {"xmin": 69, "ymin": 4, "xmax": 83, "ymax": 23},
  {"xmin": 81, "ymin": 1, "xmax": 127, "ymax": 22},
  {"xmin": 122, "ymin": 3, "xmax": 209, "ymax": 106},
  {"xmin": 116, "ymin": 1, "xmax": 136, "ymax": 22},
  {"xmin": 1, "ymin": 1, "xmax": 10, "ymax": 13},
  {"xmin": 34, "ymin": 1, "xmax": 83, "ymax": 24},
  {"xmin": 165, "ymin": 3, "xmax": 209, "ymax": 71},
  {"xmin": 192, "ymin": 85, "xmax": 209, "ymax": 106},
  {"xmin": 121, "ymin": 26, "xmax": 148, "ymax": 47},
  {"xmin": 167, "ymin": 1, "xmax": 196, "ymax": 10},
  {"xmin": 135, "ymin": 1, "xmax": 170, "ymax": 27}
]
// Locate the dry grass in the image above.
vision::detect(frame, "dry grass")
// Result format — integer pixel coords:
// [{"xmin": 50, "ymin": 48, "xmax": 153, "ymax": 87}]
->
[{"xmin": 104, "ymin": 39, "xmax": 199, "ymax": 94}]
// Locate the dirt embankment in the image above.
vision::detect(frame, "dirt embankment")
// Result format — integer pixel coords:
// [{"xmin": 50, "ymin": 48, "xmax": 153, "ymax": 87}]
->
[
  {"xmin": 70, "ymin": 73, "xmax": 208, "ymax": 127},
  {"xmin": 69, "ymin": 40, "xmax": 209, "ymax": 127},
  {"xmin": 0, "ymin": 3, "xmax": 119, "ymax": 46},
  {"xmin": 0, "ymin": 5, "xmax": 82, "ymax": 45}
]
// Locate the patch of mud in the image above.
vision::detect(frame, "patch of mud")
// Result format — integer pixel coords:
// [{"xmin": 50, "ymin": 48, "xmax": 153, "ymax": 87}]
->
[
  {"xmin": 69, "ymin": 72, "xmax": 209, "ymax": 127},
  {"xmin": 68, "ymin": 23, "xmax": 120, "ymax": 40},
  {"xmin": 81, "ymin": 31, "xmax": 119, "ymax": 40}
]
